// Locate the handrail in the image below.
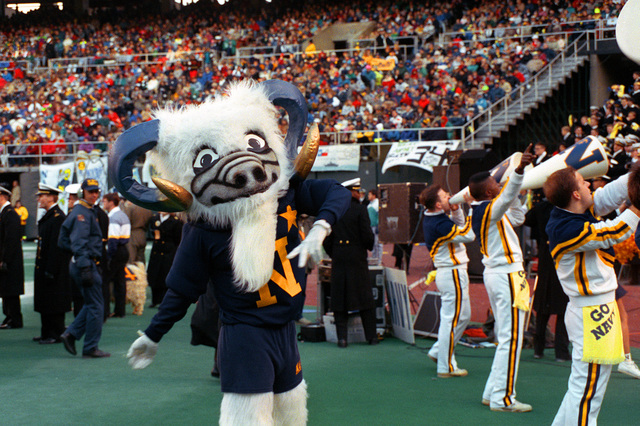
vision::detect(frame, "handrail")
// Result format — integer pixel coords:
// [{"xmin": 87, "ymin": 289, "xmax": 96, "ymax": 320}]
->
[
  {"xmin": 25, "ymin": 19, "xmax": 614, "ymax": 74},
  {"xmin": 461, "ymin": 31, "xmax": 589, "ymax": 149},
  {"xmin": 0, "ymin": 125, "xmax": 468, "ymax": 169},
  {"xmin": 438, "ymin": 18, "xmax": 614, "ymax": 42}
]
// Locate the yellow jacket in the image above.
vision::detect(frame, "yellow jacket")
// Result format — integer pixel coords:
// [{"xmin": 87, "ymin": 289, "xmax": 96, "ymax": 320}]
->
[{"xmin": 15, "ymin": 205, "xmax": 28, "ymax": 226}]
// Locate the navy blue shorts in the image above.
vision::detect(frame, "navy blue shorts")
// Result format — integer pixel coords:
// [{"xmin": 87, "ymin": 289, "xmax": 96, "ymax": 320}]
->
[{"xmin": 218, "ymin": 321, "xmax": 303, "ymax": 394}]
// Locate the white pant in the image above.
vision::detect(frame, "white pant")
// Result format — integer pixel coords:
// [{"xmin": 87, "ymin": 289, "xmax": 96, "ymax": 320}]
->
[
  {"xmin": 482, "ymin": 271, "xmax": 526, "ymax": 408},
  {"xmin": 428, "ymin": 268, "xmax": 471, "ymax": 373},
  {"xmin": 552, "ymin": 302, "xmax": 612, "ymax": 426}
]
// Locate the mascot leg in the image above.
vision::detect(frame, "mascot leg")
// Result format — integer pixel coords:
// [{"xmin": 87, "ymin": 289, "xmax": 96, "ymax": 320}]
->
[
  {"xmin": 220, "ymin": 392, "xmax": 274, "ymax": 425},
  {"xmin": 273, "ymin": 380, "xmax": 308, "ymax": 426}
]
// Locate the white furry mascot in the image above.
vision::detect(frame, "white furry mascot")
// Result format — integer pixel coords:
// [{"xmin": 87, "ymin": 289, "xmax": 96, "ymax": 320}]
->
[{"xmin": 109, "ymin": 80, "xmax": 350, "ymax": 425}]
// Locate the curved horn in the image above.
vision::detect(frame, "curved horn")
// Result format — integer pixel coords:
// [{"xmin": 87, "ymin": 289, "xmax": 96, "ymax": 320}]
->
[
  {"xmin": 294, "ymin": 123, "xmax": 320, "ymax": 179},
  {"xmin": 109, "ymin": 119, "xmax": 192, "ymax": 212},
  {"xmin": 263, "ymin": 80, "xmax": 308, "ymax": 162}
]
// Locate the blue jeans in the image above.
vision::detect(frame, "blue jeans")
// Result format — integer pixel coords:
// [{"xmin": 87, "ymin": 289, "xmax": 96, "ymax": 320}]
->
[{"xmin": 66, "ymin": 262, "xmax": 104, "ymax": 354}]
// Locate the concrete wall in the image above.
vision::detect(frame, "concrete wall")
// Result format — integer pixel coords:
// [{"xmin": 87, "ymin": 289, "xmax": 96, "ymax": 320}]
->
[{"xmin": 311, "ymin": 22, "xmax": 375, "ymax": 51}]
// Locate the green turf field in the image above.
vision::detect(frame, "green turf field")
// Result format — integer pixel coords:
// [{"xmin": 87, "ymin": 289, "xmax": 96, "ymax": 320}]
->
[{"xmin": 2, "ymin": 242, "xmax": 639, "ymax": 425}]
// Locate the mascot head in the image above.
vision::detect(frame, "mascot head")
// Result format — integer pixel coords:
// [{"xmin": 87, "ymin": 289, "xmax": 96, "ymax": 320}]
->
[
  {"xmin": 109, "ymin": 79, "xmax": 318, "ymax": 227},
  {"xmin": 109, "ymin": 80, "xmax": 319, "ymax": 291}
]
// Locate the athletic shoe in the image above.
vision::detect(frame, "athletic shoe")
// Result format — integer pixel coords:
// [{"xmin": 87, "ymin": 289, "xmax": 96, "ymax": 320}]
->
[
  {"xmin": 618, "ymin": 359, "xmax": 640, "ymax": 379},
  {"xmin": 490, "ymin": 400, "xmax": 532, "ymax": 412},
  {"xmin": 482, "ymin": 399, "xmax": 490, "ymax": 406},
  {"xmin": 437, "ymin": 368, "xmax": 468, "ymax": 378}
]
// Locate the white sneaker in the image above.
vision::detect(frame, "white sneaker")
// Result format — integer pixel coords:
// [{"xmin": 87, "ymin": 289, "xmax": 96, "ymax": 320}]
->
[
  {"xmin": 490, "ymin": 400, "xmax": 532, "ymax": 412},
  {"xmin": 438, "ymin": 368, "xmax": 468, "ymax": 378},
  {"xmin": 618, "ymin": 359, "xmax": 640, "ymax": 379}
]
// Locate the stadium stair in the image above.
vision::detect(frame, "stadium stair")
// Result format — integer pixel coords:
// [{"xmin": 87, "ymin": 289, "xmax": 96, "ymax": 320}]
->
[{"xmin": 464, "ymin": 34, "xmax": 589, "ymax": 150}]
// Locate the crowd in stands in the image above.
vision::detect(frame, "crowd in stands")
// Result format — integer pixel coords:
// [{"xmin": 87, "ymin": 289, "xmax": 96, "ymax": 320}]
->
[
  {"xmin": 0, "ymin": 0, "xmax": 629, "ymax": 166},
  {"xmin": 550, "ymin": 70, "xmax": 640, "ymax": 173}
]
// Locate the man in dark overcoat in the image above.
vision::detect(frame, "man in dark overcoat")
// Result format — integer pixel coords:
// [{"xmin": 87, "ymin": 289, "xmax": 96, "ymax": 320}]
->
[
  {"xmin": 0, "ymin": 183, "xmax": 24, "ymax": 329},
  {"xmin": 524, "ymin": 199, "xmax": 570, "ymax": 361},
  {"xmin": 33, "ymin": 183, "xmax": 71, "ymax": 344},
  {"xmin": 324, "ymin": 178, "xmax": 376, "ymax": 348},
  {"xmin": 147, "ymin": 212, "xmax": 183, "ymax": 307}
]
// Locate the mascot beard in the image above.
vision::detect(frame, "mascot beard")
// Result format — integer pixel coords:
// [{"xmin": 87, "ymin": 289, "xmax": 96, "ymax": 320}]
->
[{"xmin": 110, "ymin": 80, "xmax": 350, "ymax": 425}]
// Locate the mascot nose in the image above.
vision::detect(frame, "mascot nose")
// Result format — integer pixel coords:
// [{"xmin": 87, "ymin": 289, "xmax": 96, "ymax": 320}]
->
[
  {"xmin": 226, "ymin": 160, "xmax": 269, "ymax": 190},
  {"xmin": 232, "ymin": 166, "xmax": 267, "ymax": 188}
]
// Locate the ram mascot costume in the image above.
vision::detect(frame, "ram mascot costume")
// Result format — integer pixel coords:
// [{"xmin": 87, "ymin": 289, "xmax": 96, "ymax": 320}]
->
[{"xmin": 110, "ymin": 80, "xmax": 350, "ymax": 425}]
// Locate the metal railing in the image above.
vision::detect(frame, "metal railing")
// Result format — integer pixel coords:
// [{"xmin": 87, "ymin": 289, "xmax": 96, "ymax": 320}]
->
[
  {"xmin": 0, "ymin": 124, "xmax": 468, "ymax": 170},
  {"xmin": 43, "ymin": 50, "xmax": 212, "ymax": 72},
  {"xmin": 461, "ymin": 31, "xmax": 590, "ymax": 149},
  {"xmin": 38, "ymin": 34, "xmax": 431, "ymax": 73},
  {"xmin": 438, "ymin": 18, "xmax": 615, "ymax": 44},
  {"xmin": 0, "ymin": 140, "xmax": 109, "ymax": 169},
  {"xmin": 20, "ymin": 17, "xmax": 616, "ymax": 74}
]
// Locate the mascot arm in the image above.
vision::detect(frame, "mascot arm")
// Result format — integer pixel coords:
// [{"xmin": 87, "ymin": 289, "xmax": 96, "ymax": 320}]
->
[
  {"xmin": 287, "ymin": 179, "xmax": 351, "ymax": 268},
  {"xmin": 295, "ymin": 179, "xmax": 351, "ymax": 225},
  {"xmin": 144, "ymin": 288, "xmax": 194, "ymax": 342},
  {"xmin": 127, "ymin": 287, "xmax": 194, "ymax": 370},
  {"xmin": 138, "ymin": 223, "xmax": 218, "ymax": 343}
]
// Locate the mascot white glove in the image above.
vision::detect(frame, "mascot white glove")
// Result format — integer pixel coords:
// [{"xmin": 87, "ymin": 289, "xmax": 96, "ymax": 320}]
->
[
  {"xmin": 287, "ymin": 219, "xmax": 331, "ymax": 268},
  {"xmin": 127, "ymin": 332, "xmax": 158, "ymax": 370}
]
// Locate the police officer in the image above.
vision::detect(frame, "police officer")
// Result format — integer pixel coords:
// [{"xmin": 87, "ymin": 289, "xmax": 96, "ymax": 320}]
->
[
  {"xmin": 58, "ymin": 178, "xmax": 110, "ymax": 358},
  {"xmin": 0, "ymin": 183, "xmax": 24, "ymax": 329},
  {"xmin": 33, "ymin": 183, "xmax": 71, "ymax": 344}
]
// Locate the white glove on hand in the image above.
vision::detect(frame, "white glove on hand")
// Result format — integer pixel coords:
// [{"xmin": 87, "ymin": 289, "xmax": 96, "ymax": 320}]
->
[
  {"xmin": 287, "ymin": 219, "xmax": 331, "ymax": 268},
  {"xmin": 127, "ymin": 332, "xmax": 158, "ymax": 370}
]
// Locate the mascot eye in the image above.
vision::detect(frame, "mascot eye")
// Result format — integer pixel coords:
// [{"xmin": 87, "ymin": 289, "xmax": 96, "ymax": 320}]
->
[
  {"xmin": 193, "ymin": 148, "xmax": 219, "ymax": 172},
  {"xmin": 245, "ymin": 134, "xmax": 269, "ymax": 153}
]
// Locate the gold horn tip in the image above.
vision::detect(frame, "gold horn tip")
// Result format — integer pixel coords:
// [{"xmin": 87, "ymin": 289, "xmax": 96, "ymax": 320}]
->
[
  {"xmin": 294, "ymin": 123, "xmax": 320, "ymax": 179},
  {"xmin": 152, "ymin": 177, "xmax": 193, "ymax": 211}
]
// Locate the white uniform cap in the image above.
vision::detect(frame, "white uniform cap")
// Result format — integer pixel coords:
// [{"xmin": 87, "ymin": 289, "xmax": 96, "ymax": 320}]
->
[{"xmin": 65, "ymin": 183, "xmax": 81, "ymax": 195}]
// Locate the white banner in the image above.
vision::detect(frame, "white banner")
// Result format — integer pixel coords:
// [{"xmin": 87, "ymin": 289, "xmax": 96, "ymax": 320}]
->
[
  {"xmin": 384, "ymin": 267, "xmax": 415, "ymax": 345},
  {"xmin": 310, "ymin": 144, "xmax": 360, "ymax": 172},
  {"xmin": 39, "ymin": 161, "xmax": 75, "ymax": 190},
  {"xmin": 75, "ymin": 152, "xmax": 108, "ymax": 194},
  {"xmin": 382, "ymin": 140, "xmax": 460, "ymax": 174},
  {"xmin": 39, "ymin": 161, "xmax": 75, "ymax": 213}
]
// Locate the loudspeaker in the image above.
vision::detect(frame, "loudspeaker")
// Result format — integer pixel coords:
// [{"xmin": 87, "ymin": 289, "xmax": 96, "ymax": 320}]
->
[
  {"xmin": 458, "ymin": 149, "xmax": 500, "ymax": 187},
  {"xmin": 378, "ymin": 182, "xmax": 426, "ymax": 244},
  {"xmin": 434, "ymin": 149, "xmax": 500, "ymax": 195},
  {"xmin": 369, "ymin": 266, "xmax": 386, "ymax": 330},
  {"xmin": 413, "ymin": 291, "xmax": 441, "ymax": 338}
]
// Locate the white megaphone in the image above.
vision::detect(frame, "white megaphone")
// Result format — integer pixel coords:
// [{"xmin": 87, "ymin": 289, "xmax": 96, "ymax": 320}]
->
[
  {"xmin": 617, "ymin": 0, "xmax": 640, "ymax": 65},
  {"xmin": 521, "ymin": 135, "xmax": 608, "ymax": 190},
  {"xmin": 449, "ymin": 152, "xmax": 528, "ymax": 204}
]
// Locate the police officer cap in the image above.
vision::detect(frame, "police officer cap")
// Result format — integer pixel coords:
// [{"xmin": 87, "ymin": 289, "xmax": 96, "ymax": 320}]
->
[
  {"xmin": 36, "ymin": 183, "xmax": 63, "ymax": 196},
  {"xmin": 341, "ymin": 178, "xmax": 361, "ymax": 190},
  {"xmin": 0, "ymin": 183, "xmax": 10, "ymax": 196},
  {"xmin": 81, "ymin": 178, "xmax": 100, "ymax": 191}
]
